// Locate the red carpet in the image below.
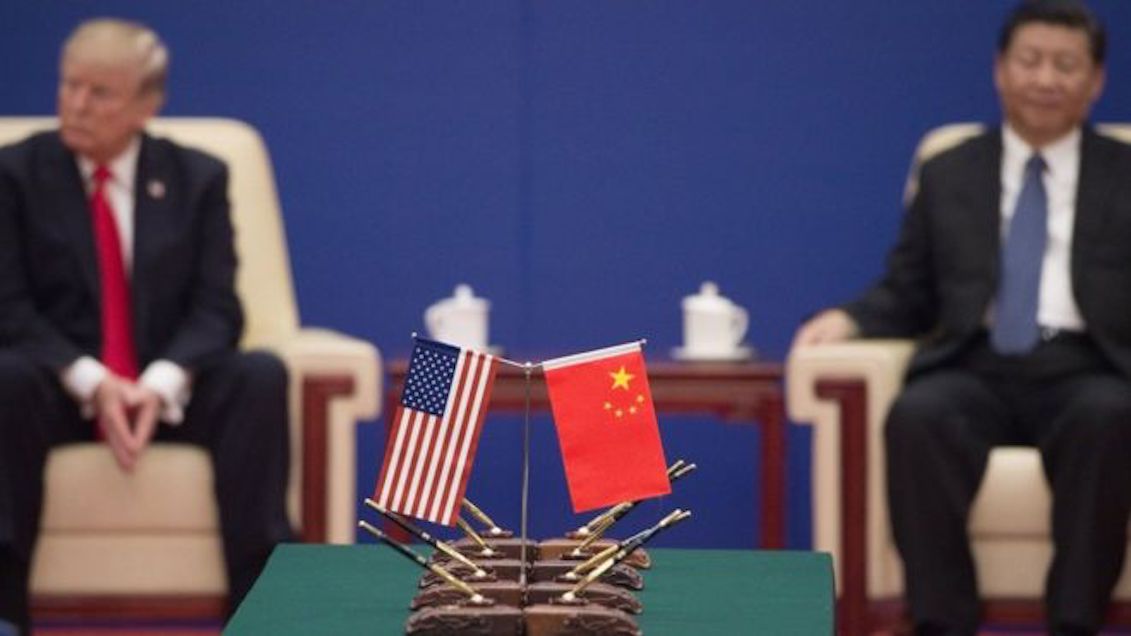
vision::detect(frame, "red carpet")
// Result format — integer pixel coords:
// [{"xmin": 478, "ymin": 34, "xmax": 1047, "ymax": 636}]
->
[
  {"xmin": 33, "ymin": 624, "xmax": 218, "ymax": 629},
  {"xmin": 34, "ymin": 625, "xmax": 220, "ymax": 635}
]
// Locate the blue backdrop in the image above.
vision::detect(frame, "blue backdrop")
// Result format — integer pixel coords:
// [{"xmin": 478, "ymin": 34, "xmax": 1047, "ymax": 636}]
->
[{"xmin": 3, "ymin": 1, "xmax": 1130, "ymax": 549}]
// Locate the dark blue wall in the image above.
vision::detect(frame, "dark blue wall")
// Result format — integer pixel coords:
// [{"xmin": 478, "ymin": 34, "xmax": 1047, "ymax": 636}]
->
[{"xmin": 4, "ymin": 1, "xmax": 1130, "ymax": 548}]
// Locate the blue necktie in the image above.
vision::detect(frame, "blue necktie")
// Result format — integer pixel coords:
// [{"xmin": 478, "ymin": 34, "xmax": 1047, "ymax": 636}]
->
[{"xmin": 991, "ymin": 154, "xmax": 1047, "ymax": 354}]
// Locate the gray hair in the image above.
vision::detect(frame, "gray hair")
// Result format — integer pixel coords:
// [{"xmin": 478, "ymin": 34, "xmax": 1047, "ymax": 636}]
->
[{"xmin": 62, "ymin": 18, "xmax": 169, "ymax": 96}]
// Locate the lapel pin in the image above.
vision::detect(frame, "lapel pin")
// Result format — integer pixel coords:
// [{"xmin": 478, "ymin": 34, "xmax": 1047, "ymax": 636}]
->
[{"xmin": 147, "ymin": 179, "xmax": 166, "ymax": 199}]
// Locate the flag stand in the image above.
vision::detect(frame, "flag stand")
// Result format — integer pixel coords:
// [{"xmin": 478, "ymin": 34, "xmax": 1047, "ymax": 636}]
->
[
  {"xmin": 519, "ymin": 361, "xmax": 534, "ymax": 585},
  {"xmin": 377, "ymin": 336, "xmax": 651, "ymax": 555}
]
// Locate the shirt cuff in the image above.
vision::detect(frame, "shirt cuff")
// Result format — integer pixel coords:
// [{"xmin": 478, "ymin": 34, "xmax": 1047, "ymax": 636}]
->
[
  {"xmin": 60, "ymin": 356, "xmax": 106, "ymax": 420},
  {"xmin": 139, "ymin": 360, "xmax": 192, "ymax": 425}
]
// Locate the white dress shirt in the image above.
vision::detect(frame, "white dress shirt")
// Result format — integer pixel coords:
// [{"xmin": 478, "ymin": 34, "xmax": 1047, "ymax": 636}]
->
[
  {"xmin": 998, "ymin": 124, "xmax": 1086, "ymax": 332},
  {"xmin": 61, "ymin": 137, "xmax": 192, "ymax": 424}
]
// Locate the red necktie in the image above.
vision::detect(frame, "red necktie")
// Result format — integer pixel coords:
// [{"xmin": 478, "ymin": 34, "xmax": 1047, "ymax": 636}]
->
[{"xmin": 91, "ymin": 165, "xmax": 139, "ymax": 380}]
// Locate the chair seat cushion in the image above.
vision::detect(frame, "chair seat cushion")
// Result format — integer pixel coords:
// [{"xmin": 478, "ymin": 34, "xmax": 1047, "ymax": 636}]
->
[
  {"xmin": 31, "ymin": 534, "xmax": 227, "ymax": 594},
  {"xmin": 969, "ymin": 446, "xmax": 1131, "ymax": 536},
  {"xmin": 969, "ymin": 447, "xmax": 1049, "ymax": 536},
  {"xmin": 41, "ymin": 443, "xmax": 219, "ymax": 531}
]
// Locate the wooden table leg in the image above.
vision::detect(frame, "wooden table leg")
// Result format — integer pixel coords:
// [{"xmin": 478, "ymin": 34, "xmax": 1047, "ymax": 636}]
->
[
  {"xmin": 380, "ymin": 383, "xmax": 412, "ymax": 543},
  {"xmin": 759, "ymin": 393, "xmax": 786, "ymax": 549}
]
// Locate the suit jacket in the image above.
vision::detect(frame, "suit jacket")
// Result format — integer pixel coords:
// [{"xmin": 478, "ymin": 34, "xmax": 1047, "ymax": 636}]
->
[
  {"xmin": 844, "ymin": 127, "xmax": 1131, "ymax": 380},
  {"xmin": 0, "ymin": 130, "xmax": 243, "ymax": 374}
]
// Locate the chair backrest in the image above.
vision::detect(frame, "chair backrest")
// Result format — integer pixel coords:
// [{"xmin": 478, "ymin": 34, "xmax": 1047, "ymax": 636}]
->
[
  {"xmin": 905, "ymin": 122, "xmax": 1131, "ymax": 204},
  {"xmin": 0, "ymin": 117, "xmax": 299, "ymax": 348}
]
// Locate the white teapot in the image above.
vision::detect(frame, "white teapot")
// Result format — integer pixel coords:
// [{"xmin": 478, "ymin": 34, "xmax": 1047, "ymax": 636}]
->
[
  {"xmin": 679, "ymin": 281, "xmax": 749, "ymax": 358},
  {"xmin": 424, "ymin": 284, "xmax": 490, "ymax": 350}
]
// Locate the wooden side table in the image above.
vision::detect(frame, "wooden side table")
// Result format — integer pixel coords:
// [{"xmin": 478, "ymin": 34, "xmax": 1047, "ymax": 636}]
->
[{"xmin": 384, "ymin": 359, "xmax": 786, "ymax": 548}]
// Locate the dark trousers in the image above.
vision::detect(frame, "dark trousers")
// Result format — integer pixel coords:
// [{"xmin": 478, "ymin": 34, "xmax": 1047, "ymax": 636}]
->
[
  {"xmin": 0, "ymin": 350, "xmax": 293, "ymax": 635},
  {"xmin": 886, "ymin": 333, "xmax": 1131, "ymax": 636}
]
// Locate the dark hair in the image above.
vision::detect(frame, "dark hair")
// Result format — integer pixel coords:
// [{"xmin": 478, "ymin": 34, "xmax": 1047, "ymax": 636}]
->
[{"xmin": 998, "ymin": 0, "xmax": 1106, "ymax": 65}]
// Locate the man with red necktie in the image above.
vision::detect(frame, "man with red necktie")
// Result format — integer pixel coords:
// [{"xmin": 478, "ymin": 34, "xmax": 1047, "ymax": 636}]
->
[{"xmin": 0, "ymin": 19, "xmax": 291, "ymax": 634}]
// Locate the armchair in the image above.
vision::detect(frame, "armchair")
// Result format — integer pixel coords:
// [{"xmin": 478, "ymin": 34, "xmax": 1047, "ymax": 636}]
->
[
  {"xmin": 0, "ymin": 117, "xmax": 381, "ymax": 619},
  {"xmin": 786, "ymin": 123, "xmax": 1131, "ymax": 634}
]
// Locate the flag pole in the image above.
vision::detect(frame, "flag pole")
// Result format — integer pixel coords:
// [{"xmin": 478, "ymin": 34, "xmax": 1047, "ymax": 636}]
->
[
  {"xmin": 538, "ymin": 338, "xmax": 649, "ymax": 371},
  {"xmin": 519, "ymin": 361, "xmax": 534, "ymax": 586},
  {"xmin": 410, "ymin": 332, "xmax": 529, "ymax": 369},
  {"xmin": 497, "ymin": 355, "xmax": 528, "ymax": 369},
  {"xmin": 407, "ymin": 334, "xmax": 648, "ymax": 369}
]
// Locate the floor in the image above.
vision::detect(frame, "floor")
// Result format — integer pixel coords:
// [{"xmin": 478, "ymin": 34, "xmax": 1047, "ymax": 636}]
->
[
  {"xmin": 35, "ymin": 632, "xmax": 219, "ymax": 636},
  {"xmin": 26, "ymin": 620, "xmax": 1131, "ymax": 629},
  {"xmin": 26, "ymin": 621, "xmax": 1131, "ymax": 635},
  {"xmin": 33, "ymin": 625, "xmax": 220, "ymax": 636}
]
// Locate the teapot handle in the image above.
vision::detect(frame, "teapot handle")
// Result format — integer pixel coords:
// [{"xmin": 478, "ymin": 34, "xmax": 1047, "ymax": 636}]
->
[{"xmin": 732, "ymin": 306, "xmax": 749, "ymax": 344}]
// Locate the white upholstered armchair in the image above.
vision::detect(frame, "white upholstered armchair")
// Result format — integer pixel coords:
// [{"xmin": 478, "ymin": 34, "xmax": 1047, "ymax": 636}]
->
[
  {"xmin": 0, "ymin": 117, "xmax": 381, "ymax": 619},
  {"xmin": 786, "ymin": 123, "xmax": 1131, "ymax": 634}
]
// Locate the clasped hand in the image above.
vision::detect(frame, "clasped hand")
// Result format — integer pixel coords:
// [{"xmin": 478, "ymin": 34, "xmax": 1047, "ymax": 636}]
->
[{"xmin": 94, "ymin": 373, "xmax": 162, "ymax": 472}]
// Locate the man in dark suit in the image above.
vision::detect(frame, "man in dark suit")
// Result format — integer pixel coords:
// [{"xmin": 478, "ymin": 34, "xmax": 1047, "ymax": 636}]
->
[
  {"xmin": 0, "ymin": 19, "xmax": 291, "ymax": 633},
  {"xmin": 793, "ymin": 1, "xmax": 1131, "ymax": 634}
]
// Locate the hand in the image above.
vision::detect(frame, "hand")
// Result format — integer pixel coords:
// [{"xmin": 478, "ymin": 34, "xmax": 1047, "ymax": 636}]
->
[
  {"xmin": 94, "ymin": 374, "xmax": 162, "ymax": 472},
  {"xmin": 791, "ymin": 309, "xmax": 860, "ymax": 350},
  {"xmin": 123, "ymin": 382, "xmax": 161, "ymax": 462}
]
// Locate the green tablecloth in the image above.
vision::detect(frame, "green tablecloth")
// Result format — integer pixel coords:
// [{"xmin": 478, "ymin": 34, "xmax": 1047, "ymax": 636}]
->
[{"xmin": 226, "ymin": 544, "xmax": 834, "ymax": 635}]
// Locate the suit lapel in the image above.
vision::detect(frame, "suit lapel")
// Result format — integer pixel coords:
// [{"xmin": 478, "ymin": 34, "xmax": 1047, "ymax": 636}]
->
[
  {"xmin": 132, "ymin": 134, "xmax": 172, "ymax": 359},
  {"xmin": 44, "ymin": 134, "xmax": 101, "ymax": 301},
  {"xmin": 966, "ymin": 130, "xmax": 1003, "ymax": 294}
]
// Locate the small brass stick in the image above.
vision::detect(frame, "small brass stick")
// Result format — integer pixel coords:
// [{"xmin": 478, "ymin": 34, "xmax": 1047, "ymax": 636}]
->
[
  {"xmin": 462, "ymin": 499, "xmax": 508, "ymax": 537},
  {"xmin": 567, "ymin": 525, "xmax": 651, "ymax": 578},
  {"xmin": 562, "ymin": 509, "xmax": 691, "ymax": 601},
  {"xmin": 363, "ymin": 499, "xmax": 488, "ymax": 578},
  {"xmin": 563, "ymin": 554, "xmax": 618, "ymax": 600},
  {"xmin": 358, "ymin": 521, "xmax": 484, "ymax": 604},
  {"xmin": 663, "ymin": 460, "xmax": 687, "ymax": 481},
  {"xmin": 570, "ymin": 514, "xmax": 618, "ymax": 556},
  {"xmin": 457, "ymin": 517, "xmax": 499, "ymax": 556},
  {"xmin": 574, "ymin": 500, "xmax": 637, "ymax": 534},
  {"xmin": 672, "ymin": 463, "xmax": 697, "ymax": 480},
  {"xmin": 563, "ymin": 543, "xmax": 619, "ymax": 579},
  {"xmin": 572, "ymin": 460, "xmax": 691, "ymax": 536}
]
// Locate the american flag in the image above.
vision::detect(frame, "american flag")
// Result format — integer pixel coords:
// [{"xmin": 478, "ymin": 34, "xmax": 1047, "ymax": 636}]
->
[{"xmin": 373, "ymin": 338, "xmax": 498, "ymax": 525}]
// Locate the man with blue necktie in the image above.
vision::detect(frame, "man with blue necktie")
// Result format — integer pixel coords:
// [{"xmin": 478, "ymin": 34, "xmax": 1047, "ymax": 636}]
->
[{"xmin": 793, "ymin": 1, "xmax": 1131, "ymax": 634}]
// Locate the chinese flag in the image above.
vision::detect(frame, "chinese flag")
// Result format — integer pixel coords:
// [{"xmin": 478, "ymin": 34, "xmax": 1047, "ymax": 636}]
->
[{"xmin": 543, "ymin": 342, "xmax": 671, "ymax": 512}]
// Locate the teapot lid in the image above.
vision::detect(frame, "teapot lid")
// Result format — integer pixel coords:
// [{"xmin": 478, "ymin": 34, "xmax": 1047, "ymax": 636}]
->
[
  {"xmin": 446, "ymin": 284, "xmax": 489, "ymax": 309},
  {"xmin": 682, "ymin": 281, "xmax": 732, "ymax": 310}
]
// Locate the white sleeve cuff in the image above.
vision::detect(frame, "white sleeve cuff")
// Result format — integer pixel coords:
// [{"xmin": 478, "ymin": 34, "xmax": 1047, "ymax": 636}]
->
[
  {"xmin": 139, "ymin": 360, "xmax": 192, "ymax": 425},
  {"xmin": 60, "ymin": 356, "xmax": 106, "ymax": 420}
]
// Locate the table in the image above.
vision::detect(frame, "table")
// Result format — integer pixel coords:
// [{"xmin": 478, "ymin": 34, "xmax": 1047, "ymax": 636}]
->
[
  {"xmin": 385, "ymin": 360, "xmax": 786, "ymax": 547},
  {"xmin": 226, "ymin": 544, "xmax": 834, "ymax": 634}
]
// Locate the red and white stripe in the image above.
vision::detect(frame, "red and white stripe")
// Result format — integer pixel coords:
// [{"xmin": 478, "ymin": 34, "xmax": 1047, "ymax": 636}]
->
[{"xmin": 373, "ymin": 349, "xmax": 498, "ymax": 525}]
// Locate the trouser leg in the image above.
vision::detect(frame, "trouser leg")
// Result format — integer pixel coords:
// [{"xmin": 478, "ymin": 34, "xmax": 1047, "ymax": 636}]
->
[
  {"xmin": 885, "ymin": 369, "xmax": 1011, "ymax": 635},
  {"xmin": 165, "ymin": 350, "xmax": 293, "ymax": 616},
  {"xmin": 0, "ymin": 548, "xmax": 29, "ymax": 636},
  {"xmin": 0, "ymin": 352, "xmax": 85, "ymax": 635},
  {"xmin": 1037, "ymin": 374, "xmax": 1131, "ymax": 634}
]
